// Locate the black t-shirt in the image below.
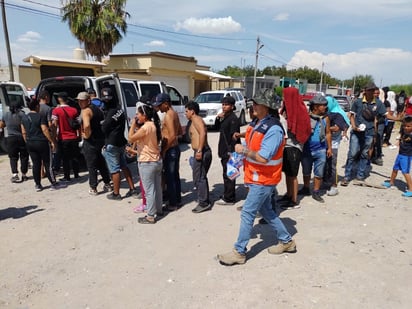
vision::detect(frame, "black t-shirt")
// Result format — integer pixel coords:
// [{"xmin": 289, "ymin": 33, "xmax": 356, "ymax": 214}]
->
[
  {"xmin": 217, "ymin": 112, "xmax": 240, "ymax": 158},
  {"xmin": 101, "ymin": 107, "xmax": 127, "ymax": 147},
  {"xmin": 21, "ymin": 112, "xmax": 48, "ymax": 142}
]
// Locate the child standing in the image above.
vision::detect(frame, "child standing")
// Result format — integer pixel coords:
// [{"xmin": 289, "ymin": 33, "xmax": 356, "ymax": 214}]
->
[
  {"xmin": 299, "ymin": 95, "xmax": 332, "ymax": 203},
  {"xmin": 125, "ymin": 142, "xmax": 147, "ymax": 212},
  {"xmin": 382, "ymin": 116, "xmax": 412, "ymax": 197},
  {"xmin": 324, "ymin": 96, "xmax": 350, "ymax": 196}
]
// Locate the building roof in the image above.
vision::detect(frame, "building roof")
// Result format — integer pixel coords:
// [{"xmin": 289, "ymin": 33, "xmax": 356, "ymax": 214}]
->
[
  {"xmin": 195, "ymin": 69, "xmax": 231, "ymax": 80},
  {"xmin": 23, "ymin": 55, "xmax": 106, "ymax": 67}
]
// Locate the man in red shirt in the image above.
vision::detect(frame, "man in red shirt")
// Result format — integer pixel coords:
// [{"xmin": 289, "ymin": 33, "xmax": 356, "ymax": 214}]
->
[{"xmin": 51, "ymin": 92, "xmax": 81, "ymax": 182}]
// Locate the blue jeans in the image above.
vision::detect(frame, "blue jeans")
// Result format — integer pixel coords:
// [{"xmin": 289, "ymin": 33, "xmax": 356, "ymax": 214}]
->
[
  {"xmin": 234, "ymin": 184, "xmax": 292, "ymax": 254},
  {"xmin": 164, "ymin": 146, "xmax": 182, "ymax": 206},
  {"xmin": 344, "ymin": 132, "xmax": 374, "ymax": 180},
  {"xmin": 301, "ymin": 148, "xmax": 327, "ymax": 178},
  {"xmin": 102, "ymin": 144, "xmax": 127, "ymax": 174},
  {"xmin": 139, "ymin": 161, "xmax": 163, "ymax": 217}
]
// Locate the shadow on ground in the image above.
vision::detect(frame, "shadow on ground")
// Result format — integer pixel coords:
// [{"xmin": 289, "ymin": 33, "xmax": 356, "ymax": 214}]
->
[{"xmin": 0, "ymin": 205, "xmax": 44, "ymax": 221}]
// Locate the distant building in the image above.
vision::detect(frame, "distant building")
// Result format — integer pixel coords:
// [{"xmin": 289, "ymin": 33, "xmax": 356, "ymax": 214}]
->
[{"xmin": 18, "ymin": 50, "xmax": 237, "ymax": 99}]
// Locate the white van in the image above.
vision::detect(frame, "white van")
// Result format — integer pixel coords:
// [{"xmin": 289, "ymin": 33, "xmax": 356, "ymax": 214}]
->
[
  {"xmin": 121, "ymin": 79, "xmax": 189, "ymax": 141},
  {"xmin": 34, "ymin": 75, "xmax": 190, "ymax": 142}
]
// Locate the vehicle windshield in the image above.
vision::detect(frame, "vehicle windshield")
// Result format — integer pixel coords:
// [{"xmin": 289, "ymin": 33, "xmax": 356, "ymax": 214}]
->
[{"xmin": 194, "ymin": 93, "xmax": 224, "ymax": 103}]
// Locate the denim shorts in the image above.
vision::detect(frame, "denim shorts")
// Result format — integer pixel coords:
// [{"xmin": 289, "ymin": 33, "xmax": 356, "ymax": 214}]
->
[
  {"xmin": 302, "ymin": 149, "xmax": 327, "ymax": 178},
  {"xmin": 393, "ymin": 154, "xmax": 412, "ymax": 174},
  {"xmin": 102, "ymin": 144, "xmax": 127, "ymax": 174}
]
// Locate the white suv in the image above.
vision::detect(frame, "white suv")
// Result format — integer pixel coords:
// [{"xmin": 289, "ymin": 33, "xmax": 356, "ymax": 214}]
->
[{"xmin": 193, "ymin": 90, "xmax": 247, "ymax": 128}]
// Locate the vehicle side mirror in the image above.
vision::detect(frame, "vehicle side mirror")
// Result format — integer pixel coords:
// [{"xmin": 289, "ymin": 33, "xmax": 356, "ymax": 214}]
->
[{"xmin": 183, "ymin": 96, "xmax": 189, "ymax": 104}]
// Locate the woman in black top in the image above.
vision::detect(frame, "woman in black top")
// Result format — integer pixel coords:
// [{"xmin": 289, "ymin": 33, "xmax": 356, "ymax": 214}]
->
[
  {"xmin": 0, "ymin": 100, "xmax": 29, "ymax": 183},
  {"xmin": 21, "ymin": 99, "xmax": 66, "ymax": 191}
]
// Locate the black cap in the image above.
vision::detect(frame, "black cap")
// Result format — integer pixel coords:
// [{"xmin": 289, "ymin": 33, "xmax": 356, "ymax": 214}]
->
[
  {"xmin": 309, "ymin": 94, "xmax": 328, "ymax": 105},
  {"xmin": 221, "ymin": 96, "xmax": 235, "ymax": 105},
  {"xmin": 153, "ymin": 93, "xmax": 171, "ymax": 107},
  {"xmin": 56, "ymin": 92, "xmax": 69, "ymax": 100}
]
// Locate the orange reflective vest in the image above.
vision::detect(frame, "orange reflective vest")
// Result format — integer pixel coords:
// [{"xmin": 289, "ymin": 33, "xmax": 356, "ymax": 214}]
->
[{"xmin": 244, "ymin": 116, "xmax": 285, "ymax": 185}]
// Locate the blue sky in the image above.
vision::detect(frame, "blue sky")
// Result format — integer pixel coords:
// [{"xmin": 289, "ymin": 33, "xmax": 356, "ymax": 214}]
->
[{"xmin": 3, "ymin": 0, "xmax": 412, "ymax": 87}]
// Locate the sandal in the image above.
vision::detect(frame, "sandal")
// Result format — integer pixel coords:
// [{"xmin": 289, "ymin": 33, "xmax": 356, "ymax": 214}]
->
[
  {"xmin": 133, "ymin": 204, "xmax": 147, "ymax": 213},
  {"xmin": 138, "ymin": 216, "xmax": 156, "ymax": 224}
]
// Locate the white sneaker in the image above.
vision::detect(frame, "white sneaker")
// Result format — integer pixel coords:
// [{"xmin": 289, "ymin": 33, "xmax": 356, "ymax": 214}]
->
[{"xmin": 326, "ymin": 186, "xmax": 339, "ymax": 196}]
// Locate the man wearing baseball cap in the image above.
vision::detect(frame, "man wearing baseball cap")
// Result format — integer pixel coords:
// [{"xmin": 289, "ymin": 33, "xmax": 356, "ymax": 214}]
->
[
  {"xmin": 217, "ymin": 89, "xmax": 296, "ymax": 266},
  {"xmin": 51, "ymin": 91, "xmax": 81, "ymax": 181},
  {"xmin": 76, "ymin": 91, "xmax": 112, "ymax": 195},
  {"xmin": 153, "ymin": 92, "xmax": 183, "ymax": 211},
  {"xmin": 341, "ymin": 82, "xmax": 387, "ymax": 186},
  {"xmin": 299, "ymin": 94, "xmax": 332, "ymax": 203}
]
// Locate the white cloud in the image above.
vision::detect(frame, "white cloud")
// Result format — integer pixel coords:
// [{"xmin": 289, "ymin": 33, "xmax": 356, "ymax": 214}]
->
[
  {"xmin": 17, "ymin": 31, "xmax": 41, "ymax": 43},
  {"xmin": 144, "ymin": 40, "xmax": 165, "ymax": 47},
  {"xmin": 288, "ymin": 48, "xmax": 412, "ymax": 85},
  {"xmin": 273, "ymin": 13, "xmax": 289, "ymax": 21},
  {"xmin": 174, "ymin": 16, "xmax": 242, "ymax": 35}
]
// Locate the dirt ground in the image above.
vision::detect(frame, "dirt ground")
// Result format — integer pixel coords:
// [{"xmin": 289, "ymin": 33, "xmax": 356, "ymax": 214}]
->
[{"xmin": 1, "ymin": 127, "xmax": 411, "ymax": 309}]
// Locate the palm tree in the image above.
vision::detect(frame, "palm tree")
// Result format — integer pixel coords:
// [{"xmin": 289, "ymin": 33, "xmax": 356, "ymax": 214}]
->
[{"xmin": 61, "ymin": 0, "xmax": 129, "ymax": 62}]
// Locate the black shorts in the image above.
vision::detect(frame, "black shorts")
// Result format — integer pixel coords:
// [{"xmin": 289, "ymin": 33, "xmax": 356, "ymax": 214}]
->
[{"xmin": 282, "ymin": 147, "xmax": 302, "ymax": 177}]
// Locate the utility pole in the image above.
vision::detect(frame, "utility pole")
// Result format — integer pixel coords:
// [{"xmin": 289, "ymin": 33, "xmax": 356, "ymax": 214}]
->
[
  {"xmin": 352, "ymin": 75, "xmax": 356, "ymax": 96},
  {"xmin": 240, "ymin": 57, "xmax": 246, "ymax": 88},
  {"xmin": 319, "ymin": 61, "xmax": 324, "ymax": 93},
  {"xmin": 252, "ymin": 36, "xmax": 264, "ymax": 97},
  {"xmin": 1, "ymin": 0, "xmax": 14, "ymax": 81}
]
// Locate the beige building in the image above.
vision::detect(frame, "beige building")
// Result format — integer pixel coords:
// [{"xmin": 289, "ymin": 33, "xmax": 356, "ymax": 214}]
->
[{"xmin": 18, "ymin": 50, "xmax": 239, "ymax": 98}]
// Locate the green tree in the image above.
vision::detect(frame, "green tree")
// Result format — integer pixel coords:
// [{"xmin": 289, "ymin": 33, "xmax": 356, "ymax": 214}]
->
[
  {"xmin": 61, "ymin": 0, "xmax": 129, "ymax": 61},
  {"xmin": 218, "ymin": 65, "xmax": 244, "ymax": 77},
  {"xmin": 350, "ymin": 75, "xmax": 375, "ymax": 93}
]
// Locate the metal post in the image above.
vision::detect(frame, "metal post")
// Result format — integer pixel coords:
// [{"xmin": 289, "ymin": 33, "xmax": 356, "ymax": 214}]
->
[
  {"xmin": 319, "ymin": 61, "xmax": 324, "ymax": 93},
  {"xmin": 1, "ymin": 0, "xmax": 14, "ymax": 81},
  {"xmin": 252, "ymin": 36, "xmax": 263, "ymax": 97}
]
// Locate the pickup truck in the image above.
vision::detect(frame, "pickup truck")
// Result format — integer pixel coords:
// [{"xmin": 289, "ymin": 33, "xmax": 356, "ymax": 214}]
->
[{"xmin": 0, "ymin": 82, "xmax": 29, "ymax": 152}]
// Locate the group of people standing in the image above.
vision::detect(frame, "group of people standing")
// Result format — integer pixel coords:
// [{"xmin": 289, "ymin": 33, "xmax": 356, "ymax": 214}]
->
[
  {"xmin": 218, "ymin": 83, "xmax": 412, "ymax": 266},
  {"xmin": 0, "ymin": 90, "xmax": 81, "ymax": 191},
  {"xmin": 2, "ymin": 82, "xmax": 411, "ymax": 263}
]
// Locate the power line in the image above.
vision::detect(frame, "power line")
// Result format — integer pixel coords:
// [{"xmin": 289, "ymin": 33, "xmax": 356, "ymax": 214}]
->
[
  {"xmin": 127, "ymin": 29, "xmax": 255, "ymax": 55},
  {"xmin": 8, "ymin": 1, "xmax": 256, "ymax": 55},
  {"xmin": 8, "ymin": 0, "xmax": 295, "ymax": 70},
  {"xmin": 128, "ymin": 24, "xmax": 255, "ymax": 41},
  {"xmin": 6, "ymin": 2, "xmax": 59, "ymax": 19},
  {"xmin": 19, "ymin": 0, "xmax": 59, "ymax": 10},
  {"xmin": 14, "ymin": 0, "xmax": 255, "ymax": 41}
]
